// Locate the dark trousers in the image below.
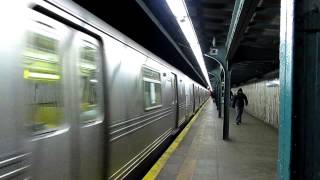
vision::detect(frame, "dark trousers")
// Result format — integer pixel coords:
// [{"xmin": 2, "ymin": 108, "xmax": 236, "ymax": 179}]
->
[{"xmin": 236, "ymin": 106, "xmax": 244, "ymax": 123}]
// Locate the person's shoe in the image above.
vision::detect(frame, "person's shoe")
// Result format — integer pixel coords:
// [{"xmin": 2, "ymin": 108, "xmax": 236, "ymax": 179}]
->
[{"xmin": 236, "ymin": 122, "xmax": 240, "ymax": 125}]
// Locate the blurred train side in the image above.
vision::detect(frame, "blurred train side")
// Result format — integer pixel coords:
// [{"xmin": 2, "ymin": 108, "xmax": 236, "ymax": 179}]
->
[{"xmin": 0, "ymin": 1, "xmax": 210, "ymax": 179}]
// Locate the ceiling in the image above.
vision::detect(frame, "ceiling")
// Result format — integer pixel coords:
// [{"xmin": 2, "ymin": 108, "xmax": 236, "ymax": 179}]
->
[
  {"xmin": 73, "ymin": 0, "xmax": 208, "ymax": 87},
  {"xmin": 187, "ymin": 0, "xmax": 280, "ymax": 86},
  {"xmin": 186, "ymin": 0, "xmax": 234, "ymax": 51},
  {"xmin": 73, "ymin": 0, "xmax": 280, "ymax": 87}
]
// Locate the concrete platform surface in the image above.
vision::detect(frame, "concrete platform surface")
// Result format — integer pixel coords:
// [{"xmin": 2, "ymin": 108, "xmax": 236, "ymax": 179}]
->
[{"xmin": 157, "ymin": 100, "xmax": 278, "ymax": 180}]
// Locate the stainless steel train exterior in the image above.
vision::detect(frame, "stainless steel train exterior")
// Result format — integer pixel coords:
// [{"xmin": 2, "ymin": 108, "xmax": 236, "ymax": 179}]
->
[{"xmin": 0, "ymin": 1, "xmax": 210, "ymax": 179}]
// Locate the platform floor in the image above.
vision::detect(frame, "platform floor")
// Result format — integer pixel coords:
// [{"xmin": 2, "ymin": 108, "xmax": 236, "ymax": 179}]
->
[{"xmin": 157, "ymin": 100, "xmax": 278, "ymax": 180}]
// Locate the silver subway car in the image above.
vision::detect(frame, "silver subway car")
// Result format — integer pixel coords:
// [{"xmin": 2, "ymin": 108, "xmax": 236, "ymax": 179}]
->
[{"xmin": 0, "ymin": 1, "xmax": 210, "ymax": 179}]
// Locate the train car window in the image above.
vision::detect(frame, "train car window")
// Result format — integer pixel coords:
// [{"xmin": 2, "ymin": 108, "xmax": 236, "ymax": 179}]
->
[
  {"xmin": 180, "ymin": 80, "xmax": 184, "ymax": 95},
  {"xmin": 142, "ymin": 67, "xmax": 162, "ymax": 110},
  {"xmin": 23, "ymin": 22, "xmax": 63, "ymax": 133},
  {"xmin": 78, "ymin": 39, "xmax": 100, "ymax": 122}
]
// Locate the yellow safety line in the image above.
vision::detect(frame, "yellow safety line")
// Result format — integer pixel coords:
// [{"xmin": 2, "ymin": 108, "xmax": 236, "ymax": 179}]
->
[{"xmin": 143, "ymin": 99, "xmax": 209, "ymax": 180}]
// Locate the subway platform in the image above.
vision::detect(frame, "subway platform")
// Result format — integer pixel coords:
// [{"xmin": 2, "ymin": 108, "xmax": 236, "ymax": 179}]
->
[{"xmin": 145, "ymin": 100, "xmax": 278, "ymax": 180}]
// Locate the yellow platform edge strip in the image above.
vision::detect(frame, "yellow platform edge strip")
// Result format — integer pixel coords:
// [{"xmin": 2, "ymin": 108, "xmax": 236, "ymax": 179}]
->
[{"xmin": 143, "ymin": 99, "xmax": 209, "ymax": 180}]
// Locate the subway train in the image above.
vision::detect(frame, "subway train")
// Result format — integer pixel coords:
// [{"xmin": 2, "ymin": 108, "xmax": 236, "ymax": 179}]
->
[{"xmin": 0, "ymin": 1, "xmax": 210, "ymax": 179}]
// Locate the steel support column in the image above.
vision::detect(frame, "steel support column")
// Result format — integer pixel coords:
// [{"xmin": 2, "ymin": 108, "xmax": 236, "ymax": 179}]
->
[
  {"xmin": 223, "ymin": 68, "xmax": 231, "ymax": 140},
  {"xmin": 205, "ymin": 53, "xmax": 230, "ymax": 140},
  {"xmin": 287, "ymin": 0, "xmax": 320, "ymax": 179},
  {"xmin": 217, "ymin": 81, "xmax": 222, "ymax": 118},
  {"xmin": 209, "ymin": 71, "xmax": 222, "ymax": 117}
]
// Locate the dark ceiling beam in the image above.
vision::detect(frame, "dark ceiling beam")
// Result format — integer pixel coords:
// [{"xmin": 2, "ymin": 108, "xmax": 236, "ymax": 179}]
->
[
  {"xmin": 233, "ymin": 60, "xmax": 276, "ymax": 64},
  {"xmin": 205, "ymin": 30, "xmax": 228, "ymax": 35},
  {"xmin": 225, "ymin": 0, "xmax": 262, "ymax": 62},
  {"xmin": 203, "ymin": 22, "xmax": 230, "ymax": 27},
  {"xmin": 232, "ymin": 67, "xmax": 276, "ymax": 77},
  {"xmin": 226, "ymin": 0, "xmax": 280, "ymax": 85},
  {"xmin": 196, "ymin": 26, "xmax": 228, "ymax": 33},
  {"xmin": 203, "ymin": 25, "xmax": 229, "ymax": 31},
  {"xmin": 191, "ymin": 16, "xmax": 231, "ymax": 24},
  {"xmin": 201, "ymin": 13, "xmax": 231, "ymax": 20},
  {"xmin": 202, "ymin": 0, "xmax": 234, "ymax": 3},
  {"xmin": 244, "ymin": 30, "xmax": 279, "ymax": 37},
  {"xmin": 201, "ymin": 14, "xmax": 231, "ymax": 21},
  {"xmin": 203, "ymin": 17, "xmax": 231, "ymax": 24},
  {"xmin": 248, "ymin": 22, "xmax": 279, "ymax": 29},
  {"xmin": 255, "ymin": 6, "xmax": 279, "ymax": 12},
  {"xmin": 231, "ymin": 65, "xmax": 276, "ymax": 72},
  {"xmin": 247, "ymin": 27, "xmax": 279, "ymax": 33},
  {"xmin": 204, "ymin": 32, "xmax": 227, "ymax": 38},
  {"xmin": 241, "ymin": 36, "xmax": 279, "ymax": 43},
  {"xmin": 203, "ymin": 22, "xmax": 229, "ymax": 29},
  {"xmin": 199, "ymin": 38, "xmax": 225, "ymax": 46},
  {"xmin": 240, "ymin": 42, "xmax": 278, "ymax": 49},
  {"xmin": 202, "ymin": 8, "xmax": 233, "ymax": 17},
  {"xmin": 255, "ymin": 7, "xmax": 280, "ymax": 16},
  {"xmin": 261, "ymin": 0, "xmax": 280, "ymax": 8},
  {"xmin": 242, "ymin": 37, "xmax": 279, "ymax": 43},
  {"xmin": 200, "ymin": 2, "xmax": 234, "ymax": 11},
  {"xmin": 254, "ymin": 14, "xmax": 280, "ymax": 22},
  {"xmin": 231, "ymin": 45, "xmax": 279, "ymax": 63},
  {"xmin": 232, "ymin": 68, "xmax": 276, "ymax": 81}
]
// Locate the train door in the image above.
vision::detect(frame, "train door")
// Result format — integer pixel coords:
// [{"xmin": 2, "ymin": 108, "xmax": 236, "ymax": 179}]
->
[
  {"xmin": 24, "ymin": 11, "xmax": 73, "ymax": 179},
  {"xmin": 171, "ymin": 73, "xmax": 179, "ymax": 128},
  {"xmin": 72, "ymin": 32, "xmax": 104, "ymax": 180},
  {"xmin": 24, "ymin": 10, "xmax": 105, "ymax": 179},
  {"xmin": 185, "ymin": 83, "xmax": 190, "ymax": 119},
  {"xmin": 192, "ymin": 84, "xmax": 195, "ymax": 113},
  {"xmin": 198, "ymin": 87, "xmax": 201, "ymax": 106},
  {"xmin": 178, "ymin": 79, "xmax": 186, "ymax": 126}
]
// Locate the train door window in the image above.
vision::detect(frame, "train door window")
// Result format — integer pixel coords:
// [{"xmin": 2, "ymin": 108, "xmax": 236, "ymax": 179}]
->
[
  {"xmin": 179, "ymin": 79, "xmax": 183, "ymax": 95},
  {"xmin": 142, "ymin": 67, "xmax": 162, "ymax": 110},
  {"xmin": 77, "ymin": 34, "xmax": 102, "ymax": 122},
  {"xmin": 171, "ymin": 73, "xmax": 177, "ymax": 104},
  {"xmin": 23, "ymin": 17, "xmax": 65, "ymax": 133}
]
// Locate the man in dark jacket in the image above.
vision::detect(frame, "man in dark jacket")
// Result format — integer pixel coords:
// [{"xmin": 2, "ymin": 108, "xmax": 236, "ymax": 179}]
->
[{"xmin": 232, "ymin": 88, "xmax": 248, "ymax": 125}]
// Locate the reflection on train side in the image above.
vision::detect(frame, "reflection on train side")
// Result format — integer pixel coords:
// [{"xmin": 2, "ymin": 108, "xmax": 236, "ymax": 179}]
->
[
  {"xmin": 23, "ymin": 29, "xmax": 63, "ymax": 133},
  {"xmin": 79, "ymin": 40, "xmax": 99, "ymax": 122}
]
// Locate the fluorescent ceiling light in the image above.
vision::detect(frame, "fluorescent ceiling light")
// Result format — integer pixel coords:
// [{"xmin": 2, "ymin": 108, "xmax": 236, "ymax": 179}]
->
[
  {"xmin": 166, "ymin": 0, "xmax": 212, "ymax": 90},
  {"xmin": 25, "ymin": 71, "xmax": 60, "ymax": 80}
]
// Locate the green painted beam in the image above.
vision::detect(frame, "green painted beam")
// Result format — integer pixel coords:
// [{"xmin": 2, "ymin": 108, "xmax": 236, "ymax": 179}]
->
[
  {"xmin": 225, "ymin": 0, "xmax": 261, "ymax": 61},
  {"xmin": 277, "ymin": 0, "xmax": 294, "ymax": 179}
]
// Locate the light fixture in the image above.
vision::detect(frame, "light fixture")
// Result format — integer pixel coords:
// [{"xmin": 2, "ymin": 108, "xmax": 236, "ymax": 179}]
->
[
  {"xmin": 24, "ymin": 70, "xmax": 60, "ymax": 80},
  {"xmin": 166, "ymin": 0, "xmax": 212, "ymax": 90},
  {"xmin": 212, "ymin": 37, "xmax": 216, "ymax": 47}
]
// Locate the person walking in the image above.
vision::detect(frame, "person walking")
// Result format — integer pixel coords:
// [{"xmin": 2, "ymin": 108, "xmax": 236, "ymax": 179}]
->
[{"xmin": 232, "ymin": 88, "xmax": 248, "ymax": 125}]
